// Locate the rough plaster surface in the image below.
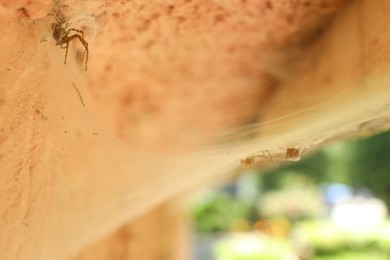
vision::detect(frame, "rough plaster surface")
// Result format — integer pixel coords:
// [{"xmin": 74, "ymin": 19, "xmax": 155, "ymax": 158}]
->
[{"xmin": 1, "ymin": 0, "xmax": 390, "ymax": 259}]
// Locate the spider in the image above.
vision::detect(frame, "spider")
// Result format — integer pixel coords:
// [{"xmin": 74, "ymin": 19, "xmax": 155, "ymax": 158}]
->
[
  {"xmin": 49, "ymin": 12, "xmax": 89, "ymax": 71},
  {"xmin": 240, "ymin": 150, "xmax": 273, "ymax": 168}
]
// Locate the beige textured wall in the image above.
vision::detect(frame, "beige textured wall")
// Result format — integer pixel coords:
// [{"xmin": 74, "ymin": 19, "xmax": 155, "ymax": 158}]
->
[{"xmin": 1, "ymin": 0, "xmax": 390, "ymax": 259}]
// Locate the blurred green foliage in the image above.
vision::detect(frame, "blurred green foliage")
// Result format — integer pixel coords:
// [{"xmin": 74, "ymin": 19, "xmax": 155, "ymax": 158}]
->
[
  {"xmin": 193, "ymin": 131, "xmax": 390, "ymax": 232},
  {"xmin": 215, "ymin": 235, "xmax": 294, "ymax": 260},
  {"xmin": 313, "ymin": 252, "xmax": 389, "ymax": 260},
  {"xmin": 262, "ymin": 130, "xmax": 390, "ymax": 208},
  {"xmin": 212, "ymin": 220, "xmax": 390, "ymax": 260},
  {"xmin": 193, "ymin": 192, "xmax": 252, "ymax": 233},
  {"xmin": 259, "ymin": 184, "xmax": 325, "ymax": 222},
  {"xmin": 296, "ymin": 220, "xmax": 390, "ymax": 259},
  {"xmin": 192, "ymin": 130, "xmax": 390, "ymax": 259}
]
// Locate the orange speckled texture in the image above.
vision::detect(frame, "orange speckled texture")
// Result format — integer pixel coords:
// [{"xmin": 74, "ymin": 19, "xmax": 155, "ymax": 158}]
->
[
  {"xmin": 79, "ymin": 0, "xmax": 348, "ymax": 149},
  {"xmin": 8, "ymin": 0, "xmax": 390, "ymax": 259}
]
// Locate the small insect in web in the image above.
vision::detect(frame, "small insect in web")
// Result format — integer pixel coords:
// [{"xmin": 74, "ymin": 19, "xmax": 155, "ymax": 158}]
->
[
  {"xmin": 241, "ymin": 150, "xmax": 273, "ymax": 168},
  {"xmin": 49, "ymin": 11, "xmax": 89, "ymax": 71},
  {"xmin": 284, "ymin": 147, "xmax": 300, "ymax": 161}
]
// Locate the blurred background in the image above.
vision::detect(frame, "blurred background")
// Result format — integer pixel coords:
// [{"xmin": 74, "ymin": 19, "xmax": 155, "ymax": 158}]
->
[{"xmin": 191, "ymin": 130, "xmax": 390, "ymax": 260}]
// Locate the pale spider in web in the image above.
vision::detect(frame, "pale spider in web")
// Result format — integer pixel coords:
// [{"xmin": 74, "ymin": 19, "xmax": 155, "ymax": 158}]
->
[
  {"xmin": 49, "ymin": 11, "xmax": 89, "ymax": 71},
  {"xmin": 241, "ymin": 150, "xmax": 273, "ymax": 168}
]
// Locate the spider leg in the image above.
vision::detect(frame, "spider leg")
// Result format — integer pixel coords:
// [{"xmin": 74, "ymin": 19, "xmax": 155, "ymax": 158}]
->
[
  {"xmin": 64, "ymin": 42, "xmax": 69, "ymax": 65},
  {"xmin": 58, "ymin": 30, "xmax": 71, "ymax": 48},
  {"xmin": 68, "ymin": 28, "xmax": 85, "ymax": 39},
  {"xmin": 84, "ymin": 46, "xmax": 88, "ymax": 71},
  {"xmin": 252, "ymin": 150, "xmax": 273, "ymax": 162},
  {"xmin": 65, "ymin": 34, "xmax": 89, "ymax": 71}
]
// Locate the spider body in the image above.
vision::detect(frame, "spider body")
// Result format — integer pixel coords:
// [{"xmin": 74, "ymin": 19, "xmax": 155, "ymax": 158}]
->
[
  {"xmin": 50, "ymin": 13, "xmax": 89, "ymax": 71},
  {"xmin": 285, "ymin": 147, "xmax": 300, "ymax": 160},
  {"xmin": 241, "ymin": 150, "xmax": 273, "ymax": 168}
]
